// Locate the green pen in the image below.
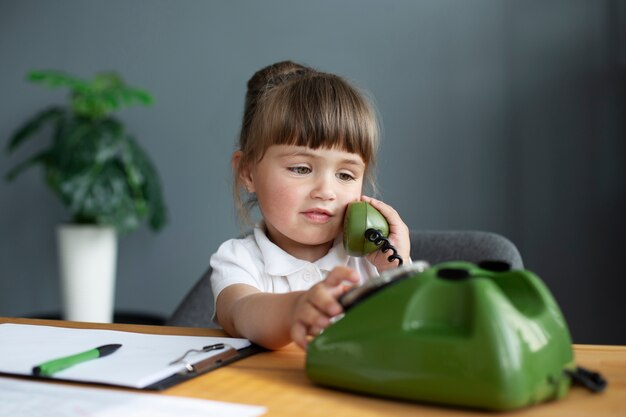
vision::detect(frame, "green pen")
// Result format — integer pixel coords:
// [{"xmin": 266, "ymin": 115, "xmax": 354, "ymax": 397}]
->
[{"xmin": 32, "ymin": 344, "xmax": 122, "ymax": 377}]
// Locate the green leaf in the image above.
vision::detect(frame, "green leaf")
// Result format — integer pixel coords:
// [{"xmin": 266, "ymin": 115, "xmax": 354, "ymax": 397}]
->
[
  {"xmin": 28, "ymin": 70, "xmax": 89, "ymax": 91},
  {"xmin": 49, "ymin": 117, "xmax": 97, "ymax": 171},
  {"xmin": 92, "ymin": 72, "xmax": 124, "ymax": 91},
  {"xmin": 101, "ymin": 91, "xmax": 121, "ymax": 112},
  {"xmin": 122, "ymin": 137, "xmax": 167, "ymax": 231},
  {"xmin": 74, "ymin": 163, "xmax": 142, "ymax": 233},
  {"xmin": 126, "ymin": 88, "xmax": 154, "ymax": 106},
  {"xmin": 5, "ymin": 151, "xmax": 49, "ymax": 181},
  {"xmin": 6, "ymin": 107, "xmax": 65, "ymax": 153}
]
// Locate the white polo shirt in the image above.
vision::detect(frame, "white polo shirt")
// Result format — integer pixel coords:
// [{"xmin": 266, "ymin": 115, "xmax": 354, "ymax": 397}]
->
[{"xmin": 209, "ymin": 225, "xmax": 379, "ymax": 308}]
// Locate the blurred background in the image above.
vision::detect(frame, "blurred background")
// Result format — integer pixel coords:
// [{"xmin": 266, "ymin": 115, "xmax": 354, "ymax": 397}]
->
[{"xmin": 0, "ymin": 0, "xmax": 624, "ymax": 344}]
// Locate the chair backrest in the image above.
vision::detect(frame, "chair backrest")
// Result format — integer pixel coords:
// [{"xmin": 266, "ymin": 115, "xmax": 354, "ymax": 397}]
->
[
  {"xmin": 167, "ymin": 266, "xmax": 216, "ymax": 328},
  {"xmin": 409, "ymin": 230, "xmax": 523, "ymax": 269},
  {"xmin": 167, "ymin": 230, "xmax": 523, "ymax": 327}
]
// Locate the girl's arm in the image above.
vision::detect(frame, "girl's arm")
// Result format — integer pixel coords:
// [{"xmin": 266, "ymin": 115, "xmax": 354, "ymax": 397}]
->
[{"xmin": 215, "ymin": 266, "xmax": 359, "ymax": 350}]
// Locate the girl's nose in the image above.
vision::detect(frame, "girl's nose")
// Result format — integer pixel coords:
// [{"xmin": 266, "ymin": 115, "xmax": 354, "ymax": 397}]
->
[{"xmin": 311, "ymin": 175, "xmax": 336, "ymax": 200}]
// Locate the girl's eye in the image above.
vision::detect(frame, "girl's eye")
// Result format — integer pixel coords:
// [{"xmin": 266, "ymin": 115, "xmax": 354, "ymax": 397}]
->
[
  {"xmin": 289, "ymin": 166, "xmax": 311, "ymax": 175},
  {"xmin": 337, "ymin": 172, "xmax": 356, "ymax": 182}
]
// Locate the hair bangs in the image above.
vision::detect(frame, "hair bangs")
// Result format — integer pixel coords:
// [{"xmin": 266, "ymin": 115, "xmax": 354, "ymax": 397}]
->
[{"xmin": 253, "ymin": 74, "xmax": 378, "ymax": 166}]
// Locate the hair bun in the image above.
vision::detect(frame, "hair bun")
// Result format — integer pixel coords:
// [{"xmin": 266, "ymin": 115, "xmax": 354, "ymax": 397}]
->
[{"xmin": 247, "ymin": 60, "xmax": 313, "ymax": 93}]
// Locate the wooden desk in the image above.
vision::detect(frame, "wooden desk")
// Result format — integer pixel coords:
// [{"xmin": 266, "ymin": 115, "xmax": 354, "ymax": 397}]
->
[{"xmin": 2, "ymin": 318, "xmax": 624, "ymax": 416}]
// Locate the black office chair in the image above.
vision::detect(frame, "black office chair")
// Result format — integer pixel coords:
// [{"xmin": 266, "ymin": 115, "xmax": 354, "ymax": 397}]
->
[{"xmin": 167, "ymin": 230, "xmax": 523, "ymax": 328}]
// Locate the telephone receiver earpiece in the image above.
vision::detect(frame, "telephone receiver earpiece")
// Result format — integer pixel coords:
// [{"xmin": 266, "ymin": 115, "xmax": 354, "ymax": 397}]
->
[{"xmin": 343, "ymin": 202, "xmax": 403, "ymax": 265}]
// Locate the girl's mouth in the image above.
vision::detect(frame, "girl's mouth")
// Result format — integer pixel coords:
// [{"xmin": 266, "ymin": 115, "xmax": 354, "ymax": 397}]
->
[{"xmin": 303, "ymin": 209, "xmax": 333, "ymax": 223}]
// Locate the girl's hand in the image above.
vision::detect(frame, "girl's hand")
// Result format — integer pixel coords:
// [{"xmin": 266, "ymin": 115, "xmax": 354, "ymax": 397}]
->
[
  {"xmin": 361, "ymin": 195, "xmax": 411, "ymax": 272},
  {"xmin": 290, "ymin": 266, "xmax": 359, "ymax": 349}
]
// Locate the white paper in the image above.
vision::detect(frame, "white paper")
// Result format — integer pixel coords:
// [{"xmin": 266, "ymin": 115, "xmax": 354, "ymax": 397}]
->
[
  {"xmin": 0, "ymin": 323, "xmax": 251, "ymax": 388},
  {"xmin": 0, "ymin": 377, "xmax": 266, "ymax": 417}
]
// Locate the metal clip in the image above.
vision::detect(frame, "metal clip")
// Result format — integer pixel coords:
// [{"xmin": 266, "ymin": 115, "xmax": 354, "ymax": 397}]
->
[
  {"xmin": 169, "ymin": 343, "xmax": 238, "ymax": 374},
  {"xmin": 169, "ymin": 343, "xmax": 225, "ymax": 366}
]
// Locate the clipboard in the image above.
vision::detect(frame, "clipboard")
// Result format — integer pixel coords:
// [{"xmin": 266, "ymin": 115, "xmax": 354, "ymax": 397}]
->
[{"xmin": 0, "ymin": 323, "xmax": 263, "ymax": 390}]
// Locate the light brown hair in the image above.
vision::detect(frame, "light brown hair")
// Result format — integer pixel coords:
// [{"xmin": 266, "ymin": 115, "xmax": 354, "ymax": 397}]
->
[{"xmin": 234, "ymin": 61, "xmax": 380, "ymax": 225}]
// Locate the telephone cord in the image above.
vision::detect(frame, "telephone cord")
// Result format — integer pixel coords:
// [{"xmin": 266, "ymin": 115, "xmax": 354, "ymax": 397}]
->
[{"xmin": 364, "ymin": 229, "xmax": 403, "ymax": 266}]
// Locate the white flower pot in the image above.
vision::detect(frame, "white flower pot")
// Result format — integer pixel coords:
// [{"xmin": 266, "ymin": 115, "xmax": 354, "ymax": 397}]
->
[{"xmin": 57, "ymin": 224, "xmax": 117, "ymax": 323}]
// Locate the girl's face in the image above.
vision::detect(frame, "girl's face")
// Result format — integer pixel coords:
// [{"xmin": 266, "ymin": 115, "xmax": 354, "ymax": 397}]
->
[{"xmin": 243, "ymin": 144, "xmax": 365, "ymax": 261}]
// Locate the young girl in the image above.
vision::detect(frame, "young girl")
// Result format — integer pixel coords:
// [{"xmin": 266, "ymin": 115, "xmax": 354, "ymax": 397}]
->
[{"xmin": 210, "ymin": 61, "xmax": 410, "ymax": 350}]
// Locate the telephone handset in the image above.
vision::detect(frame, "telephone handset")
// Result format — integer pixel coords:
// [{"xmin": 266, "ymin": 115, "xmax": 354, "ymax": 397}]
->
[{"xmin": 342, "ymin": 201, "xmax": 403, "ymax": 265}]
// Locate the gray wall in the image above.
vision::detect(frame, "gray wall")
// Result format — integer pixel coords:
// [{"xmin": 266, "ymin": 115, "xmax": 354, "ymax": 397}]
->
[{"xmin": 0, "ymin": 1, "xmax": 624, "ymax": 344}]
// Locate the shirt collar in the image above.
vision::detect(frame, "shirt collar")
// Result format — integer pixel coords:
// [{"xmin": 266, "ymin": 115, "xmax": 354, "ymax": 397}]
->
[{"xmin": 254, "ymin": 224, "xmax": 350, "ymax": 276}]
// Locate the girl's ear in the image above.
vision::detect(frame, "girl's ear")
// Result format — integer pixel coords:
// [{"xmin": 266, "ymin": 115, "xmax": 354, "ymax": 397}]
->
[{"xmin": 232, "ymin": 150, "xmax": 255, "ymax": 193}]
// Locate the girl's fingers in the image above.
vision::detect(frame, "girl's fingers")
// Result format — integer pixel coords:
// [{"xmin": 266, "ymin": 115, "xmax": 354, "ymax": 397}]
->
[
  {"xmin": 298, "ymin": 296, "xmax": 330, "ymax": 327},
  {"xmin": 324, "ymin": 266, "xmax": 360, "ymax": 287},
  {"xmin": 291, "ymin": 322, "xmax": 308, "ymax": 349},
  {"xmin": 309, "ymin": 325, "xmax": 323, "ymax": 337},
  {"xmin": 361, "ymin": 196, "xmax": 402, "ymax": 227}
]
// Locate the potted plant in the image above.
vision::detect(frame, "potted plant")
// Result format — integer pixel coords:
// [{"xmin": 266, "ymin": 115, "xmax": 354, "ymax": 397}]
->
[{"xmin": 5, "ymin": 70, "xmax": 168, "ymax": 323}]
